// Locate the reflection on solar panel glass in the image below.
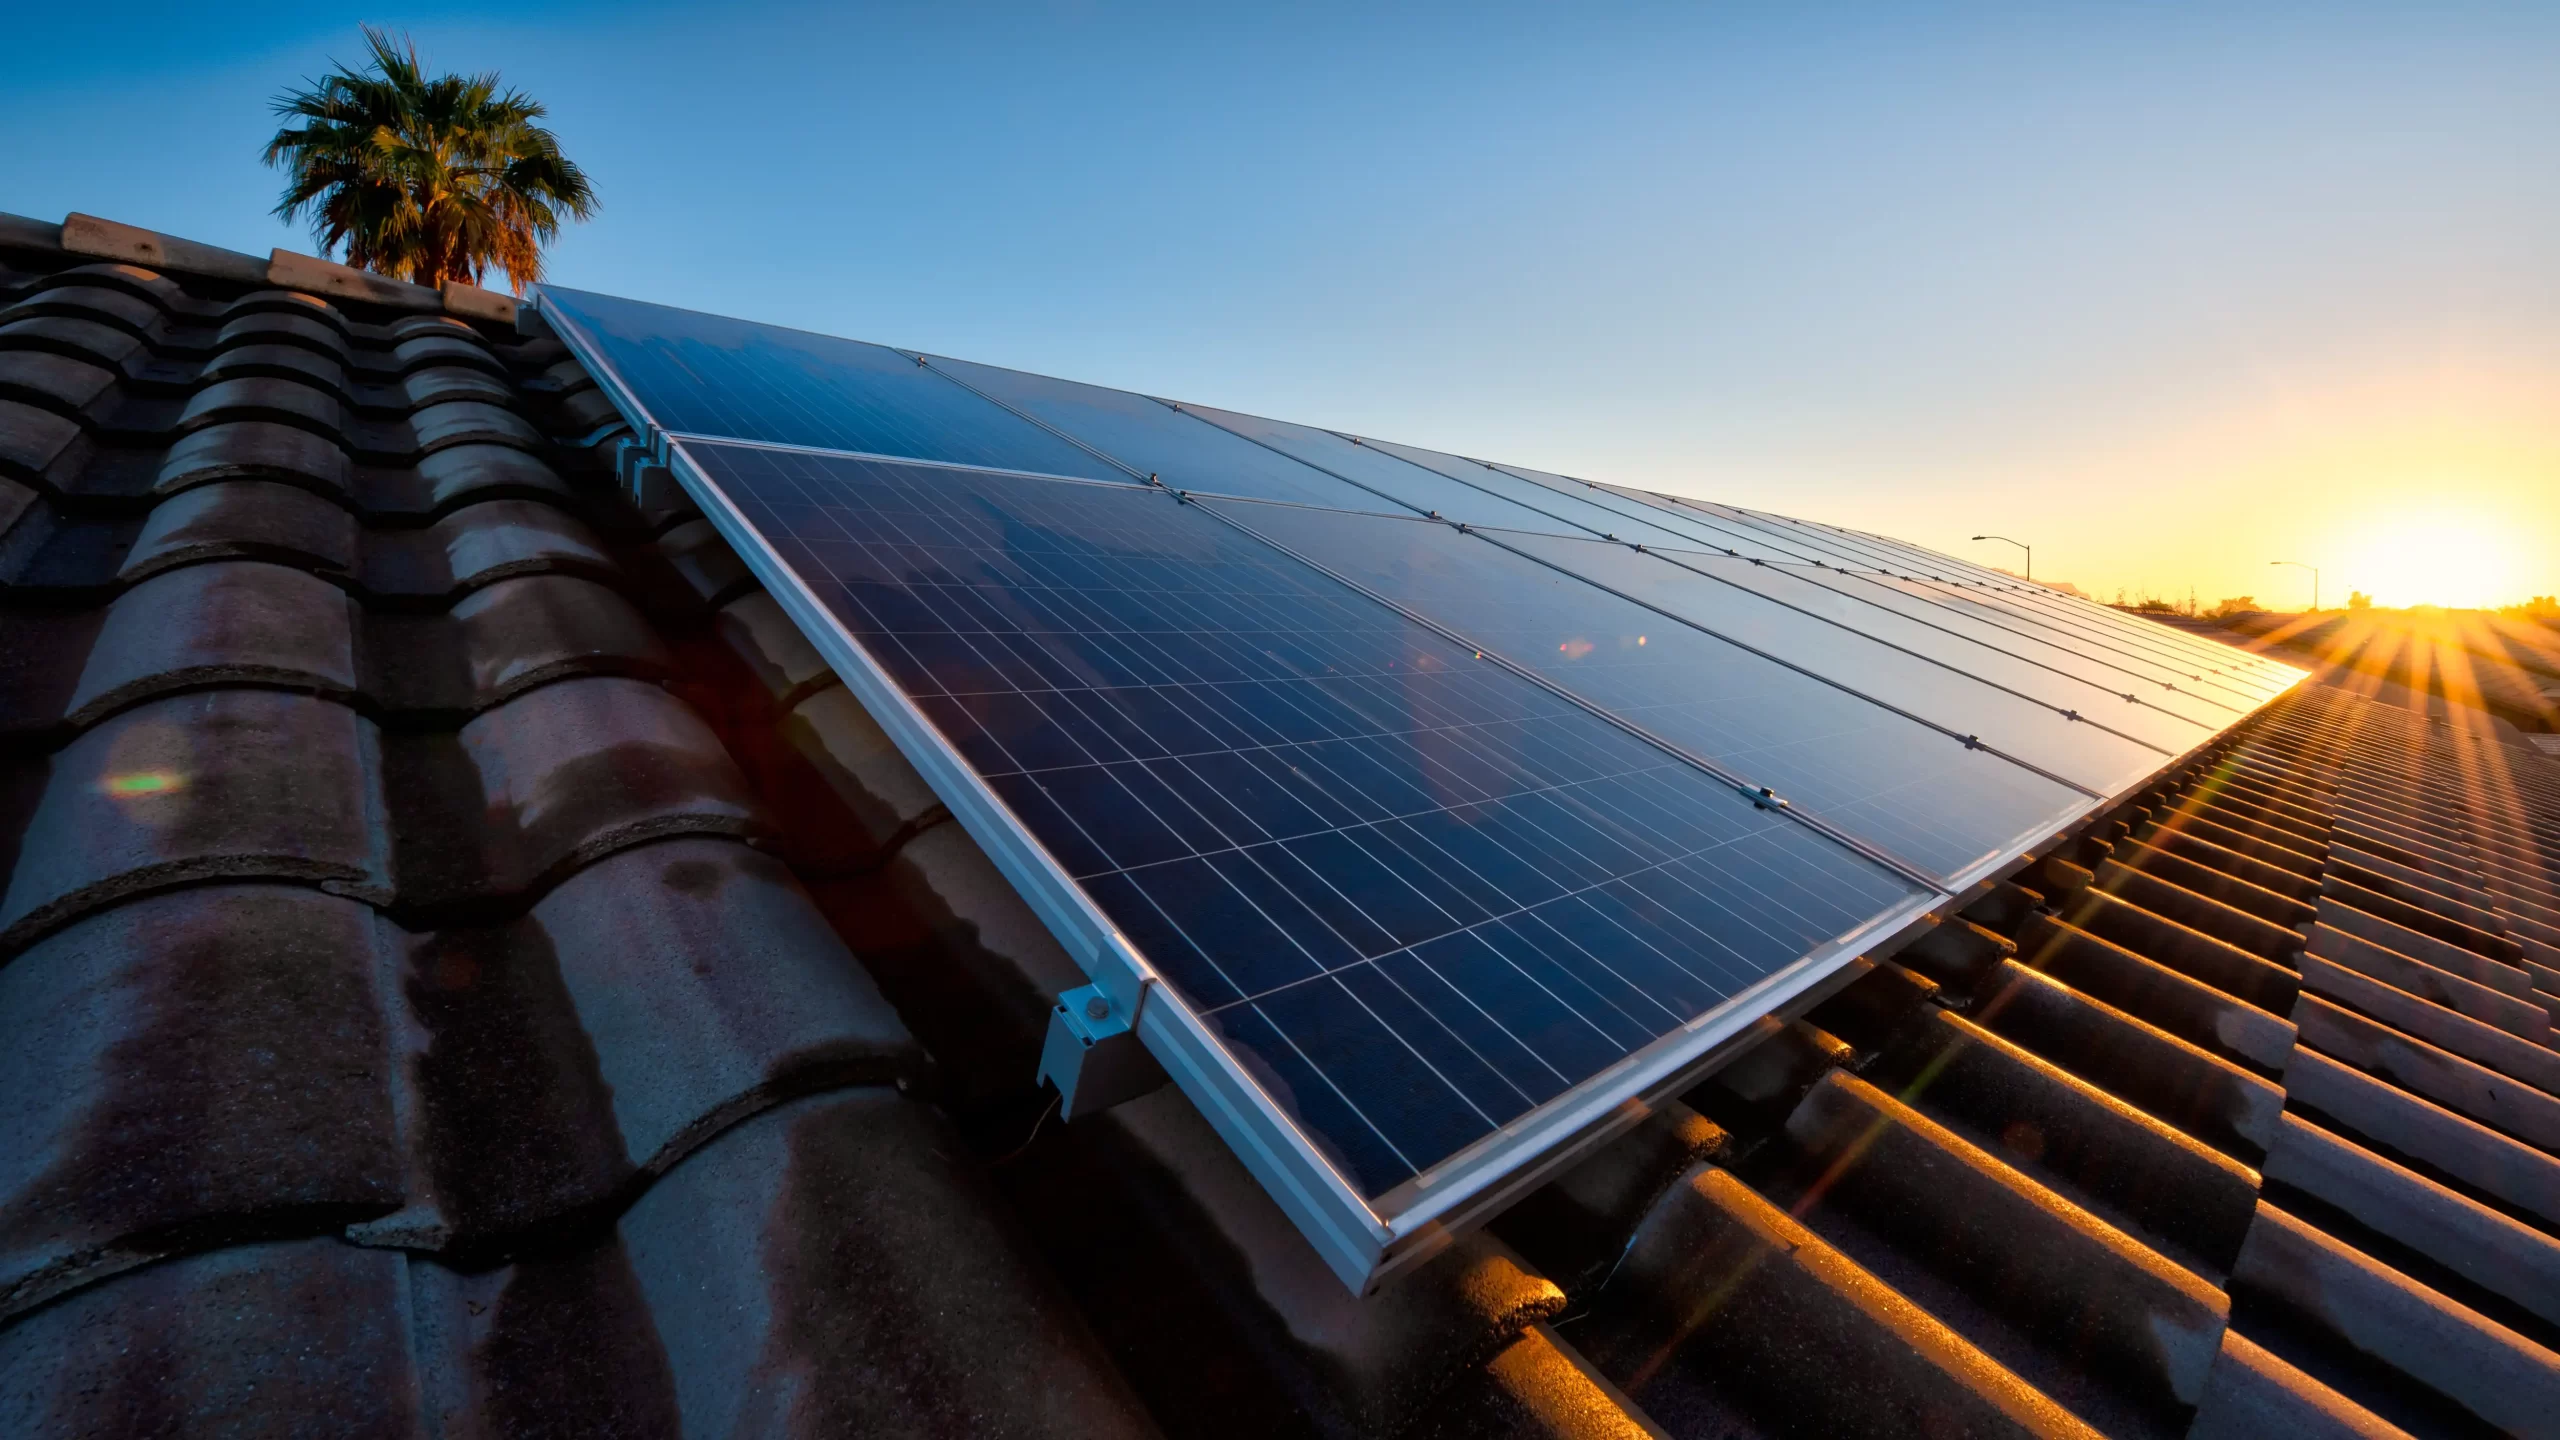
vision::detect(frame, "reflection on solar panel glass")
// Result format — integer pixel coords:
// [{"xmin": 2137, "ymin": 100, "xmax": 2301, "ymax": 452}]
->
[
  {"xmin": 542, "ymin": 287, "xmax": 1126, "ymax": 480},
  {"xmin": 915, "ymin": 353, "xmax": 1386, "ymax": 510},
  {"xmin": 1473, "ymin": 527, "xmax": 2183, "ymax": 788},
  {"xmin": 1201, "ymin": 497, "xmax": 2093, "ymax": 881},
  {"xmin": 1567, "ymin": 541, "xmax": 2228, "ymax": 752},
  {"xmin": 695, "ymin": 440, "xmax": 1927, "ymax": 1198},
  {"xmin": 1180, "ymin": 404, "xmax": 1584, "ymax": 534}
]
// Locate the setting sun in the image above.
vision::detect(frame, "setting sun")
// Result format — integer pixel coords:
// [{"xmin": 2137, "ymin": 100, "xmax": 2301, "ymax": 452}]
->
[{"xmin": 2332, "ymin": 504, "xmax": 2534, "ymax": 610}]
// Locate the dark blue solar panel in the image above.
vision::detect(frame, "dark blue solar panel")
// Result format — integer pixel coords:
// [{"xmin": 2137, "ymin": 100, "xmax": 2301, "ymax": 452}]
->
[
  {"xmin": 540, "ymin": 287, "xmax": 1126, "ymax": 481},
  {"xmin": 690, "ymin": 438, "xmax": 1927, "ymax": 1198},
  {"xmin": 1199, "ymin": 498, "xmax": 2096, "ymax": 881},
  {"xmin": 1535, "ymin": 537, "xmax": 2229, "ymax": 751},
  {"xmin": 1679, "ymin": 501, "xmax": 2293, "ymax": 694},
  {"xmin": 915, "ymin": 353, "xmax": 1392, "ymax": 511},
  {"xmin": 1176, "ymin": 404, "xmax": 1592, "ymax": 534},
  {"xmin": 1351, "ymin": 436, "xmax": 1770, "ymax": 554}
]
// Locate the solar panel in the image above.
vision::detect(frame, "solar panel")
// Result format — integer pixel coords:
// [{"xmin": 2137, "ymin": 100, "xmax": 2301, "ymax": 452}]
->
[
  {"xmin": 910, "ymin": 352, "xmax": 1389, "ymax": 512},
  {"xmin": 1428, "ymin": 523, "xmax": 2185, "ymax": 790},
  {"xmin": 1357, "ymin": 436, "xmax": 1743, "ymax": 553},
  {"xmin": 1198, "ymin": 497, "xmax": 2094, "ymax": 884},
  {"xmin": 537, "ymin": 283, "xmax": 2304, "ymax": 1289},
  {"xmin": 539, "ymin": 287, "xmax": 1126, "ymax": 481},
  {"xmin": 1581, "ymin": 541, "xmax": 2234, "ymax": 748},
  {"xmin": 1695, "ymin": 503, "xmax": 2299, "ymax": 693},
  {"xmin": 1178, "ymin": 404, "xmax": 1587, "ymax": 535}
]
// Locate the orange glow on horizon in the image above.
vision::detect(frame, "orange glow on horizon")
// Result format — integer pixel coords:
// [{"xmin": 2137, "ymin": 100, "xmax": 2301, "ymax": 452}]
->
[{"xmin": 1654, "ymin": 357, "xmax": 2560, "ymax": 615}]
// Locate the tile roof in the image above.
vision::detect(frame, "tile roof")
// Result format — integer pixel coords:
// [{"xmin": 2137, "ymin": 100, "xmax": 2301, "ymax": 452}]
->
[
  {"xmin": 3, "ymin": 209, "xmax": 2559, "ymax": 1438},
  {"xmin": 2169, "ymin": 608, "xmax": 2560, "ymax": 755}
]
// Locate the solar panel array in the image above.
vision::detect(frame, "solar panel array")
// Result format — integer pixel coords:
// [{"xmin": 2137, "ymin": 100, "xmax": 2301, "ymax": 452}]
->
[{"xmin": 538, "ymin": 284, "xmax": 2302, "ymax": 1286}]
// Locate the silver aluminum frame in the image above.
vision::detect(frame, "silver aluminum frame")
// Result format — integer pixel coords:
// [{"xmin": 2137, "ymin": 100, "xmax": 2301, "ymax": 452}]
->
[{"xmin": 532, "ymin": 285, "xmax": 2308, "ymax": 1292}]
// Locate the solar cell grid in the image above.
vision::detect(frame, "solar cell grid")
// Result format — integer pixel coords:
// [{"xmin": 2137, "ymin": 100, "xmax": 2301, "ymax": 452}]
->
[
  {"xmin": 1470, "ymin": 526, "xmax": 2182, "ymax": 784},
  {"xmin": 695, "ymin": 438, "xmax": 1926, "ymax": 1198},
  {"xmin": 542, "ymin": 286, "xmax": 1127, "ymax": 481},
  {"xmin": 1492, "ymin": 463, "xmax": 1833, "ymax": 563},
  {"xmin": 1723, "ymin": 506, "xmax": 2298, "ymax": 690},
  {"xmin": 1586, "ymin": 541, "xmax": 2229, "ymax": 751},
  {"xmin": 1608, "ymin": 493, "xmax": 2290, "ymax": 694},
  {"xmin": 1178, "ymin": 403, "xmax": 1587, "ymax": 535},
  {"xmin": 1865, "ymin": 571, "xmax": 2267, "ymax": 704},
  {"xmin": 1636, "ymin": 545, "xmax": 2254, "ymax": 732},
  {"xmin": 1200, "ymin": 496, "xmax": 2098, "ymax": 882},
  {"xmin": 1352, "ymin": 436, "xmax": 1735, "ymax": 552},
  {"xmin": 913, "ymin": 351, "xmax": 1389, "ymax": 511}
]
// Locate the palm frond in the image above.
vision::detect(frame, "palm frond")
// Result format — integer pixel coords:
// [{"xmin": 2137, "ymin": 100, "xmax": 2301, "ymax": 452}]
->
[{"xmin": 262, "ymin": 27, "xmax": 596, "ymax": 292}]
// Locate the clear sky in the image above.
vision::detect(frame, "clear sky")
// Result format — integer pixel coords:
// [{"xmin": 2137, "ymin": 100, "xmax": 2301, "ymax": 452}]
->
[{"xmin": 8, "ymin": 2, "xmax": 2555, "ymax": 609}]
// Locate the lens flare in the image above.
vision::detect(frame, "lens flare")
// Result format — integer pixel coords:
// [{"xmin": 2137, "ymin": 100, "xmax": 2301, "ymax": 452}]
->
[{"xmin": 2334, "ymin": 504, "xmax": 2531, "ymax": 610}]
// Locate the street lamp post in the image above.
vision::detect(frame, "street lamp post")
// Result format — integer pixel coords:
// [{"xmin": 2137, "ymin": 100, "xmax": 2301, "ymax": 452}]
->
[
  {"xmin": 2270, "ymin": 560, "xmax": 2320, "ymax": 612},
  {"xmin": 1972, "ymin": 535, "xmax": 2030, "ymax": 582}
]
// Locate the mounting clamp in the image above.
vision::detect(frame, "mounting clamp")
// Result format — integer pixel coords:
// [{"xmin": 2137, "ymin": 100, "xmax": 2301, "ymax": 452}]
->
[{"xmin": 1038, "ymin": 981, "xmax": 1169, "ymax": 1120}]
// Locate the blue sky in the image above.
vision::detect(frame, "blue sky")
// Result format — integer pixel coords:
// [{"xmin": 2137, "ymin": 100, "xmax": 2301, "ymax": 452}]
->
[{"xmin": 8, "ymin": 2, "xmax": 2556, "ymax": 606}]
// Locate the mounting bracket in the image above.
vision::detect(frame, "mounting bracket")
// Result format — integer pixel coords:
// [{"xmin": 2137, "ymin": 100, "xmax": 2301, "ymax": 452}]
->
[{"xmin": 1039, "ymin": 982, "xmax": 1169, "ymax": 1120}]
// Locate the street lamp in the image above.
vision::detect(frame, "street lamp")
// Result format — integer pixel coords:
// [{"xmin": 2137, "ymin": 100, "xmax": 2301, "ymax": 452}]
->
[
  {"xmin": 1972, "ymin": 535, "xmax": 2030, "ymax": 582},
  {"xmin": 2270, "ymin": 560, "xmax": 2320, "ymax": 612}
]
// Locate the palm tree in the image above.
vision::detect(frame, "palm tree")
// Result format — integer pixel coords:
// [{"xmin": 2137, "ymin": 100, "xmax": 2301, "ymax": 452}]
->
[{"xmin": 264, "ymin": 28, "xmax": 597, "ymax": 293}]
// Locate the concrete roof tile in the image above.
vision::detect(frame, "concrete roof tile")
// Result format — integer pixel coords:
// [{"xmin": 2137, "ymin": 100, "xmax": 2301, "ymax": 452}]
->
[
  {"xmin": 0, "ymin": 212, "xmax": 63, "ymax": 254},
  {"xmin": 363, "ymin": 573, "xmax": 672, "ymax": 715},
  {"xmin": 399, "ymin": 364, "xmax": 513, "ymax": 409},
  {"xmin": 176, "ymin": 374, "xmax": 348, "ymax": 436},
  {"xmin": 214, "ymin": 307, "xmax": 352, "ymax": 361},
  {"xmin": 0, "ymin": 1238, "xmax": 425, "ymax": 1439},
  {"xmin": 413, "ymin": 441, "xmax": 577, "ymax": 511},
  {"xmin": 388, "ymin": 314, "xmax": 480, "ymax": 343},
  {"xmin": 392, "ymin": 331, "xmax": 507, "ymax": 377},
  {"xmin": 438, "ymin": 281, "xmax": 517, "ymax": 325},
  {"xmin": 0, "ymin": 475, "xmax": 36, "ymax": 544},
  {"xmin": 407, "ymin": 1235, "xmax": 682, "ymax": 1436},
  {"xmin": 0, "ymin": 689, "xmax": 393, "ymax": 952},
  {"xmin": 525, "ymin": 838, "xmax": 924, "ymax": 1171},
  {"xmin": 363, "ymin": 497, "xmax": 614, "ymax": 598},
  {"xmin": 0, "ymin": 397, "xmax": 93, "ymax": 492},
  {"xmin": 377, "ymin": 674, "xmax": 762, "ymax": 909},
  {"xmin": 62, "ymin": 559, "xmax": 360, "ymax": 724},
  {"xmin": 0, "ymin": 350, "xmax": 119, "ymax": 417},
  {"xmin": 654, "ymin": 514, "xmax": 756, "ymax": 609},
  {"xmin": 0, "ymin": 313, "xmax": 147, "ymax": 371},
  {"xmin": 412, "ymin": 398, "xmax": 544, "ymax": 455},
  {"xmin": 118, "ymin": 478, "xmax": 359, "ymax": 582},
  {"xmin": 35, "ymin": 263, "xmax": 200, "ymax": 311},
  {"xmin": 614, "ymin": 1088, "xmax": 1161, "ymax": 1438},
  {"xmin": 0, "ymin": 886, "xmax": 403, "ymax": 1318},
  {"xmin": 157, "ymin": 419, "xmax": 351, "ymax": 499},
  {"xmin": 1011, "ymin": 1081, "xmax": 1566, "ymax": 1438},
  {"xmin": 5, "ymin": 283, "xmax": 166, "ymax": 340},
  {"xmin": 814, "ymin": 819, "xmax": 1083, "ymax": 1111},
  {"xmin": 199, "ymin": 338, "xmax": 349, "ymax": 393},
  {"xmin": 552, "ymin": 384, "xmax": 626, "ymax": 435},
  {"xmin": 712, "ymin": 590, "xmax": 836, "ymax": 711},
  {"xmin": 266, "ymin": 249, "xmax": 441, "ymax": 312},
  {"xmin": 58, "ymin": 215, "xmax": 268, "ymax": 287}
]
